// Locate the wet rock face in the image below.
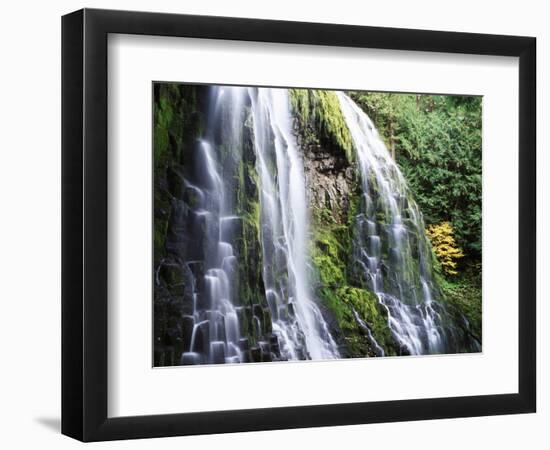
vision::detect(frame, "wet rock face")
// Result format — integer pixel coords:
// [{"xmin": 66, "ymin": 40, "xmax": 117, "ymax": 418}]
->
[
  {"xmin": 153, "ymin": 84, "xmax": 207, "ymax": 366},
  {"xmin": 300, "ymin": 134, "xmax": 357, "ymax": 224}
]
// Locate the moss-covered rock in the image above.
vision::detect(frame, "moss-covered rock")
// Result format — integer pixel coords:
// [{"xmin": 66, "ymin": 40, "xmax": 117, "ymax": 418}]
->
[
  {"xmin": 153, "ymin": 83, "xmax": 206, "ymax": 264},
  {"xmin": 310, "ymin": 221, "xmax": 399, "ymax": 357},
  {"xmin": 153, "ymin": 83, "xmax": 207, "ymax": 365},
  {"xmin": 289, "ymin": 89, "xmax": 354, "ymax": 164}
]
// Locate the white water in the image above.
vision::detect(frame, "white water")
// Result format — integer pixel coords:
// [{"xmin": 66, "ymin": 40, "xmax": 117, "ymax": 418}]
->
[
  {"xmin": 337, "ymin": 92, "xmax": 477, "ymax": 355},
  {"xmin": 180, "ymin": 86, "xmax": 339, "ymax": 364},
  {"xmin": 179, "ymin": 138, "xmax": 244, "ymax": 364},
  {"xmin": 249, "ymin": 88, "xmax": 340, "ymax": 360}
]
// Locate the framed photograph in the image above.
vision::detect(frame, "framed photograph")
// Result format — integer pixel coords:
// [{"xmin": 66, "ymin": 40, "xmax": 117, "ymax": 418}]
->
[{"xmin": 62, "ymin": 8, "xmax": 536, "ymax": 441}]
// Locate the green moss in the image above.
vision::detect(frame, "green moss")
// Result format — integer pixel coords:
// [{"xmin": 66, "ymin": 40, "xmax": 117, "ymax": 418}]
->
[
  {"xmin": 339, "ymin": 286, "xmax": 395, "ymax": 355},
  {"xmin": 154, "ymin": 83, "xmax": 204, "ymax": 170},
  {"xmin": 311, "ymin": 217, "xmax": 398, "ymax": 357},
  {"xmin": 289, "ymin": 88, "xmax": 311, "ymax": 127},
  {"xmin": 314, "ymin": 91, "xmax": 355, "ymax": 163},
  {"xmin": 312, "ymin": 226, "xmax": 347, "ymax": 287},
  {"xmin": 233, "ymin": 119, "xmax": 265, "ymax": 312},
  {"xmin": 154, "ymin": 96, "xmax": 173, "ymax": 168},
  {"xmin": 289, "ymin": 88, "xmax": 355, "ymax": 164},
  {"xmin": 153, "ymin": 83, "xmax": 204, "ymax": 265}
]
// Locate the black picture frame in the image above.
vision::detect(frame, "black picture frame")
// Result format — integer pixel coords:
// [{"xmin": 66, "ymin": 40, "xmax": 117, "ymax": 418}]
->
[{"xmin": 62, "ymin": 8, "xmax": 536, "ymax": 442}]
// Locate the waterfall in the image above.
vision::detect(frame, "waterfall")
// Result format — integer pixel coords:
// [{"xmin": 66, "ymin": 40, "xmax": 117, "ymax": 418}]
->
[
  {"xmin": 179, "ymin": 86, "xmax": 339, "ymax": 365},
  {"xmin": 179, "ymin": 137, "xmax": 243, "ymax": 364},
  {"xmin": 171, "ymin": 85, "xmax": 477, "ymax": 367},
  {"xmin": 337, "ymin": 92, "xmax": 479, "ymax": 355},
  {"xmin": 179, "ymin": 87, "xmax": 247, "ymax": 365},
  {"xmin": 249, "ymin": 88, "xmax": 340, "ymax": 360}
]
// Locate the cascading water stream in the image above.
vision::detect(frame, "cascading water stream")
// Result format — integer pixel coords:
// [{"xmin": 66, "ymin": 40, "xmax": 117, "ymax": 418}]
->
[
  {"xmin": 180, "ymin": 86, "xmax": 339, "ymax": 364},
  {"xmin": 249, "ymin": 88, "xmax": 340, "ymax": 360},
  {"xmin": 179, "ymin": 137, "xmax": 244, "ymax": 364},
  {"xmin": 179, "ymin": 88, "xmax": 247, "ymax": 365},
  {"xmin": 337, "ymin": 92, "xmax": 479, "ymax": 355}
]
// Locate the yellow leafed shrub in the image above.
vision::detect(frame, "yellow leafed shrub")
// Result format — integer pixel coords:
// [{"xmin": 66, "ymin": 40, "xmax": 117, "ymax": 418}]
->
[{"xmin": 426, "ymin": 222, "xmax": 464, "ymax": 276}]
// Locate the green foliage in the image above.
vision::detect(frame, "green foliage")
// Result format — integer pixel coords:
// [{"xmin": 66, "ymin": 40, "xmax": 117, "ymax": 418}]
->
[{"xmin": 349, "ymin": 92, "xmax": 482, "ymax": 261}]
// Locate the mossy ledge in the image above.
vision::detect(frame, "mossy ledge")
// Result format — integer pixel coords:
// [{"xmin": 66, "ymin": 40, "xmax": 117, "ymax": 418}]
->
[{"xmin": 289, "ymin": 89, "xmax": 355, "ymax": 164}]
